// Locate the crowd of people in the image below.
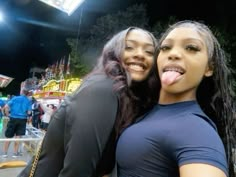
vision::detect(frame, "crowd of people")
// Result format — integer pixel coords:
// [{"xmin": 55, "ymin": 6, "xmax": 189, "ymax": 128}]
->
[{"xmin": 0, "ymin": 90, "xmax": 56, "ymax": 158}]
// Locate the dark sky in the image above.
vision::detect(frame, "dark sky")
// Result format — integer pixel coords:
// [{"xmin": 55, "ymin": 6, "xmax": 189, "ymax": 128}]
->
[{"xmin": 0, "ymin": 0, "xmax": 235, "ymax": 94}]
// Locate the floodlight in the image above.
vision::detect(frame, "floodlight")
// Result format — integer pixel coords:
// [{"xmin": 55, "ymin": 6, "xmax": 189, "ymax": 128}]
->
[
  {"xmin": 0, "ymin": 11, "xmax": 4, "ymax": 22},
  {"xmin": 38, "ymin": 0, "xmax": 85, "ymax": 16}
]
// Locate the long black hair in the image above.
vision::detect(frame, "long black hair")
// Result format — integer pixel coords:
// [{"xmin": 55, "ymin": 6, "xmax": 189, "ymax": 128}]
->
[
  {"xmin": 90, "ymin": 27, "xmax": 159, "ymax": 135},
  {"xmin": 86, "ymin": 27, "xmax": 159, "ymax": 176},
  {"xmin": 157, "ymin": 20, "xmax": 236, "ymax": 177}
]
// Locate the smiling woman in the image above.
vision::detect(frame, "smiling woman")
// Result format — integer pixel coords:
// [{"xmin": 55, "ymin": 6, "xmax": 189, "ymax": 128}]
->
[
  {"xmin": 121, "ymin": 29, "xmax": 155, "ymax": 82},
  {"xmin": 17, "ymin": 26, "xmax": 158, "ymax": 177}
]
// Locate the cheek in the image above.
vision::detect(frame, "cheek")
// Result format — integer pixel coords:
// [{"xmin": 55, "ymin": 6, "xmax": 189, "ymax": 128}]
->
[
  {"xmin": 148, "ymin": 58, "xmax": 155, "ymax": 67},
  {"xmin": 156, "ymin": 57, "xmax": 162, "ymax": 73}
]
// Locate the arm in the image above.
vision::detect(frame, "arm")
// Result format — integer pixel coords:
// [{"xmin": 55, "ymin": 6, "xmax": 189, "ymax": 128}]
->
[
  {"xmin": 180, "ymin": 163, "xmax": 226, "ymax": 177},
  {"xmin": 3, "ymin": 104, "xmax": 10, "ymax": 117},
  {"xmin": 169, "ymin": 115, "xmax": 228, "ymax": 177},
  {"xmin": 59, "ymin": 79, "xmax": 118, "ymax": 177}
]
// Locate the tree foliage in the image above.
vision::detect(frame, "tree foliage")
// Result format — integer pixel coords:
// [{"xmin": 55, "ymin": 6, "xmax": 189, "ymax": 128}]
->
[
  {"xmin": 88, "ymin": 4, "xmax": 150, "ymax": 47},
  {"xmin": 67, "ymin": 4, "xmax": 151, "ymax": 77},
  {"xmin": 67, "ymin": 3, "xmax": 235, "ymax": 93},
  {"xmin": 66, "ymin": 38, "xmax": 89, "ymax": 77}
]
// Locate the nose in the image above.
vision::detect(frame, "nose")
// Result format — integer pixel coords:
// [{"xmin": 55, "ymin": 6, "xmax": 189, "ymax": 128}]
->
[
  {"xmin": 168, "ymin": 48, "xmax": 182, "ymax": 60},
  {"xmin": 134, "ymin": 48, "xmax": 145, "ymax": 59}
]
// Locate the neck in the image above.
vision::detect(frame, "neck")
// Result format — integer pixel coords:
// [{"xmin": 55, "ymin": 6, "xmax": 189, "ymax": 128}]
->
[{"xmin": 158, "ymin": 89, "xmax": 196, "ymax": 104}]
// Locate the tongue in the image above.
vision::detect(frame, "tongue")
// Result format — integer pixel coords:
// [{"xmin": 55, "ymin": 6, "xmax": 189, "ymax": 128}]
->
[{"xmin": 161, "ymin": 71, "xmax": 181, "ymax": 85}]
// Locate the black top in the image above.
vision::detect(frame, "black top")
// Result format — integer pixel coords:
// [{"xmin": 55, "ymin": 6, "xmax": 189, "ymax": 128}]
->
[{"xmin": 19, "ymin": 74, "xmax": 119, "ymax": 177}]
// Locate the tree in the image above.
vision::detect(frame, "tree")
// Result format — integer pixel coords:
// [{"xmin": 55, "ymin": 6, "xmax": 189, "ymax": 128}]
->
[
  {"xmin": 66, "ymin": 38, "xmax": 89, "ymax": 77},
  {"xmin": 66, "ymin": 4, "xmax": 151, "ymax": 74},
  {"xmin": 88, "ymin": 4, "xmax": 150, "ymax": 48},
  {"xmin": 151, "ymin": 16, "xmax": 178, "ymax": 39}
]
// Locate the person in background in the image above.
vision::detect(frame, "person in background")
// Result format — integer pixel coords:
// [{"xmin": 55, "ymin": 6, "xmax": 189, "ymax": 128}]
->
[
  {"xmin": 31, "ymin": 97, "xmax": 41, "ymax": 129},
  {"xmin": 0, "ymin": 98, "xmax": 5, "ymax": 128},
  {"xmin": 18, "ymin": 26, "xmax": 158, "ymax": 177},
  {"xmin": 39, "ymin": 103, "xmax": 54, "ymax": 131},
  {"xmin": 1, "ymin": 88, "xmax": 32, "ymax": 158},
  {"xmin": 116, "ymin": 20, "xmax": 236, "ymax": 177},
  {"xmin": 0, "ymin": 98, "xmax": 5, "ymax": 119}
]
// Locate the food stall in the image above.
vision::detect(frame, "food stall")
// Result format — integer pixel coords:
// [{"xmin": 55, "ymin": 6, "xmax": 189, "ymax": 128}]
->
[{"xmin": 32, "ymin": 78, "xmax": 82, "ymax": 107}]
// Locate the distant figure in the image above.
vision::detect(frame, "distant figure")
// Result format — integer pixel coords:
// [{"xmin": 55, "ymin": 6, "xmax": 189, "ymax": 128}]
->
[
  {"xmin": 0, "ymin": 98, "xmax": 5, "ymax": 130},
  {"xmin": 39, "ymin": 103, "xmax": 54, "ymax": 131},
  {"xmin": 0, "ymin": 98, "xmax": 5, "ymax": 119},
  {"xmin": 1, "ymin": 88, "xmax": 32, "ymax": 158},
  {"xmin": 31, "ymin": 97, "xmax": 41, "ymax": 129}
]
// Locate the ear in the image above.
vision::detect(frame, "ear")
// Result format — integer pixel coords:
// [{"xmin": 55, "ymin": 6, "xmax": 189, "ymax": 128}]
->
[{"xmin": 204, "ymin": 66, "xmax": 213, "ymax": 77}]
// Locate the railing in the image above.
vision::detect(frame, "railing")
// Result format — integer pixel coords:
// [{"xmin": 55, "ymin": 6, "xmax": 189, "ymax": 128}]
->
[{"xmin": 0, "ymin": 126, "xmax": 44, "ymax": 170}]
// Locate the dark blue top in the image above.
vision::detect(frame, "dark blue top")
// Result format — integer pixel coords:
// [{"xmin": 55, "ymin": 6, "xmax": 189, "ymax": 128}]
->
[{"xmin": 116, "ymin": 101, "xmax": 228, "ymax": 177}]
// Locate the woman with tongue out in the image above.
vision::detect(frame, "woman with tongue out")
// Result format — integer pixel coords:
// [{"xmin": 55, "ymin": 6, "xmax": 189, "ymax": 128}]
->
[{"xmin": 116, "ymin": 21, "xmax": 235, "ymax": 177}]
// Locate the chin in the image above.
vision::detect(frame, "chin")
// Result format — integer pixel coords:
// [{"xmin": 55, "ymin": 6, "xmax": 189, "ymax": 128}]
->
[
  {"xmin": 131, "ymin": 74, "xmax": 148, "ymax": 82},
  {"xmin": 131, "ymin": 78, "xmax": 147, "ymax": 83}
]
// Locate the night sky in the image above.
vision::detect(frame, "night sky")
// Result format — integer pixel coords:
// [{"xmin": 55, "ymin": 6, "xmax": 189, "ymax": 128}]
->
[{"xmin": 0, "ymin": 0, "xmax": 235, "ymax": 94}]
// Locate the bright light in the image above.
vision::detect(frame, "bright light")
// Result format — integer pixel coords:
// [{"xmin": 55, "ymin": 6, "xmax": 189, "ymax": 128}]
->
[
  {"xmin": 0, "ymin": 11, "xmax": 4, "ymax": 22},
  {"xmin": 38, "ymin": 0, "xmax": 85, "ymax": 16}
]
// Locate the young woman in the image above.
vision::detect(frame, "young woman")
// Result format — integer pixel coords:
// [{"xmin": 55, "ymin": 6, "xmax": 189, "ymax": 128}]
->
[
  {"xmin": 18, "ymin": 27, "xmax": 158, "ymax": 177},
  {"xmin": 116, "ymin": 21, "xmax": 236, "ymax": 177}
]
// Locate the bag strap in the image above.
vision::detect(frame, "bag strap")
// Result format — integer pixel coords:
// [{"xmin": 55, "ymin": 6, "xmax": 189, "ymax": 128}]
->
[{"xmin": 29, "ymin": 141, "xmax": 43, "ymax": 177}]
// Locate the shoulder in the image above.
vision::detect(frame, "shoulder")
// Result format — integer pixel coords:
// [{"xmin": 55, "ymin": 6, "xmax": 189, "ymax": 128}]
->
[
  {"xmin": 168, "ymin": 113, "xmax": 221, "ymax": 147},
  {"xmin": 165, "ymin": 114, "xmax": 227, "ymax": 174},
  {"xmin": 72, "ymin": 74, "xmax": 116, "ymax": 99}
]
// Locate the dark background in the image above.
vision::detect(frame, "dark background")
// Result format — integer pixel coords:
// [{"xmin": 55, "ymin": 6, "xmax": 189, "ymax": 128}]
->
[{"xmin": 0, "ymin": 0, "xmax": 235, "ymax": 94}]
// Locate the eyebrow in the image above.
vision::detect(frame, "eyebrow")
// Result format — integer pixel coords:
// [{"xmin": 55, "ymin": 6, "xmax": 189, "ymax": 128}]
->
[
  {"xmin": 163, "ymin": 38, "xmax": 205, "ymax": 46},
  {"xmin": 126, "ymin": 39, "xmax": 154, "ymax": 47}
]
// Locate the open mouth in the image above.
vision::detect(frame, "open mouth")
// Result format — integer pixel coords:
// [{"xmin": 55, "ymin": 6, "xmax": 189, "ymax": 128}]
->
[
  {"xmin": 161, "ymin": 65, "xmax": 185, "ymax": 85},
  {"xmin": 127, "ymin": 62, "xmax": 146, "ymax": 72},
  {"xmin": 163, "ymin": 66, "xmax": 185, "ymax": 75}
]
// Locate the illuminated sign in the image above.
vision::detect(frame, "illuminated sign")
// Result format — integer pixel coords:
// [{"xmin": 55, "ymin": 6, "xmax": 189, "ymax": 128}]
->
[
  {"xmin": 34, "ymin": 78, "xmax": 82, "ymax": 99},
  {"xmin": 43, "ymin": 80, "xmax": 60, "ymax": 92},
  {"xmin": 66, "ymin": 78, "xmax": 82, "ymax": 93}
]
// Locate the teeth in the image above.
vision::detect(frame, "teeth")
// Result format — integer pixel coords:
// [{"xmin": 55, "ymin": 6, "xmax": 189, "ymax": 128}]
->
[
  {"xmin": 164, "ymin": 67, "xmax": 183, "ymax": 74},
  {"xmin": 128, "ymin": 64, "xmax": 145, "ymax": 71}
]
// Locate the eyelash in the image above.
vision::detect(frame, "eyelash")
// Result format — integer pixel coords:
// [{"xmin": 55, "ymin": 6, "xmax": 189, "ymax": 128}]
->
[
  {"xmin": 125, "ymin": 46, "xmax": 133, "ymax": 50},
  {"xmin": 185, "ymin": 45, "xmax": 200, "ymax": 51},
  {"xmin": 159, "ymin": 45, "xmax": 170, "ymax": 51},
  {"xmin": 159, "ymin": 45, "xmax": 201, "ymax": 52},
  {"xmin": 125, "ymin": 46, "xmax": 154, "ymax": 55}
]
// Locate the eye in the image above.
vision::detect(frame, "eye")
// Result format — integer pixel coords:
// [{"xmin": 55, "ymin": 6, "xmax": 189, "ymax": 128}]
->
[
  {"xmin": 160, "ymin": 45, "xmax": 170, "ymax": 51},
  {"xmin": 185, "ymin": 44, "xmax": 201, "ymax": 52},
  {"xmin": 145, "ymin": 50, "xmax": 154, "ymax": 55},
  {"xmin": 125, "ymin": 45, "xmax": 134, "ymax": 50}
]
